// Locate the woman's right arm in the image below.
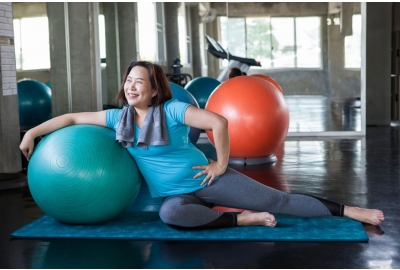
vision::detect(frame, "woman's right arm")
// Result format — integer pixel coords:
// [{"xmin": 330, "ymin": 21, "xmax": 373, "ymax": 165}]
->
[{"xmin": 20, "ymin": 110, "xmax": 107, "ymax": 161}]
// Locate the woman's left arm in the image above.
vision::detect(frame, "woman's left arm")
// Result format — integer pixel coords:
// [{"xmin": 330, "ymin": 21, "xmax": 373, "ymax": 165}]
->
[{"xmin": 184, "ymin": 105, "xmax": 229, "ymax": 186}]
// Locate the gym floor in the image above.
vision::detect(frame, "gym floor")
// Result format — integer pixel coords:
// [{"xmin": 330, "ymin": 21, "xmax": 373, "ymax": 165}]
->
[{"xmin": 1, "ymin": 99, "xmax": 399, "ymax": 269}]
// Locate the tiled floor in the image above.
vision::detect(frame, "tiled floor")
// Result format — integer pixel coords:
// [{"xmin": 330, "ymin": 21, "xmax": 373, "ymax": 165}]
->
[{"xmin": 1, "ymin": 97, "xmax": 399, "ymax": 269}]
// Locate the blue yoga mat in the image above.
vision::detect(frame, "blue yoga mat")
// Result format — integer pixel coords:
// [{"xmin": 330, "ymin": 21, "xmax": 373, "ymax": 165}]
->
[{"xmin": 11, "ymin": 211, "xmax": 368, "ymax": 242}]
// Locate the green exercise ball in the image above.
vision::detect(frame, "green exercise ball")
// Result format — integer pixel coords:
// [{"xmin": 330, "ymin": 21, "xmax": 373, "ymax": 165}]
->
[
  {"xmin": 27, "ymin": 125, "xmax": 141, "ymax": 224},
  {"xmin": 169, "ymin": 82, "xmax": 201, "ymax": 144},
  {"xmin": 184, "ymin": 77, "xmax": 221, "ymax": 109},
  {"xmin": 17, "ymin": 79, "xmax": 52, "ymax": 129}
]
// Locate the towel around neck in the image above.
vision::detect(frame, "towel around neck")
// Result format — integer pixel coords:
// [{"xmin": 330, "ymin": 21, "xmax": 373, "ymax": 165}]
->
[{"xmin": 116, "ymin": 104, "xmax": 169, "ymax": 149}]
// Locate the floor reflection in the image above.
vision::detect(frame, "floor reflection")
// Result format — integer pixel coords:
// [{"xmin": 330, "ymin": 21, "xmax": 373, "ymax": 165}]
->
[
  {"xmin": 286, "ymin": 96, "xmax": 361, "ymax": 132},
  {"xmin": 31, "ymin": 240, "xmax": 143, "ymax": 268},
  {"xmin": 230, "ymin": 141, "xmax": 290, "ymax": 192}
]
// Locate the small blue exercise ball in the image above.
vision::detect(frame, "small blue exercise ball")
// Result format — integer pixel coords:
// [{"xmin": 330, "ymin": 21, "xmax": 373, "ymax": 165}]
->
[
  {"xmin": 17, "ymin": 79, "xmax": 52, "ymax": 129},
  {"xmin": 169, "ymin": 82, "xmax": 201, "ymax": 144},
  {"xmin": 184, "ymin": 77, "xmax": 221, "ymax": 109},
  {"xmin": 28, "ymin": 125, "xmax": 141, "ymax": 224}
]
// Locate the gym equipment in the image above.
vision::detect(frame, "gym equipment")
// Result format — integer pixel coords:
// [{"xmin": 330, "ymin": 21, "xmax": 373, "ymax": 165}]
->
[
  {"xmin": 184, "ymin": 77, "xmax": 221, "ymax": 109},
  {"xmin": 205, "ymin": 35, "xmax": 261, "ymax": 82},
  {"xmin": 27, "ymin": 125, "xmax": 141, "ymax": 224},
  {"xmin": 169, "ymin": 82, "xmax": 201, "ymax": 144},
  {"xmin": 165, "ymin": 58, "xmax": 192, "ymax": 87},
  {"xmin": 17, "ymin": 79, "xmax": 52, "ymax": 130},
  {"xmin": 205, "ymin": 76, "xmax": 290, "ymax": 165},
  {"xmin": 250, "ymin": 74, "xmax": 284, "ymax": 94}
]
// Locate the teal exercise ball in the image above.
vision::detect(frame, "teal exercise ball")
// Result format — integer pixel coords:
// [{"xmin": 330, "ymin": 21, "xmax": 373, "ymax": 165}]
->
[
  {"xmin": 169, "ymin": 82, "xmax": 201, "ymax": 144},
  {"xmin": 28, "ymin": 125, "xmax": 141, "ymax": 224},
  {"xmin": 185, "ymin": 77, "xmax": 221, "ymax": 109},
  {"xmin": 17, "ymin": 79, "xmax": 52, "ymax": 129}
]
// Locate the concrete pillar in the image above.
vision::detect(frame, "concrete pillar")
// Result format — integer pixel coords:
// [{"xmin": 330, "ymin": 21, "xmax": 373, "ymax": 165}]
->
[
  {"xmin": 205, "ymin": 19, "xmax": 220, "ymax": 79},
  {"xmin": 190, "ymin": 4, "xmax": 201, "ymax": 78},
  {"xmin": 102, "ymin": 3, "xmax": 138, "ymax": 106},
  {"xmin": 365, "ymin": 3, "xmax": 392, "ymax": 126},
  {"xmin": 164, "ymin": 2, "xmax": 180, "ymax": 71},
  {"xmin": 327, "ymin": 20, "xmax": 345, "ymax": 100},
  {"xmin": 0, "ymin": 2, "xmax": 21, "ymax": 173},
  {"xmin": 103, "ymin": 2, "xmax": 120, "ymax": 107},
  {"xmin": 117, "ymin": 3, "xmax": 138, "ymax": 74},
  {"xmin": 46, "ymin": 3, "xmax": 68, "ymax": 115},
  {"xmin": 47, "ymin": 2, "xmax": 102, "ymax": 116},
  {"xmin": 327, "ymin": 11, "xmax": 362, "ymax": 101},
  {"xmin": 340, "ymin": 2, "xmax": 354, "ymax": 36}
]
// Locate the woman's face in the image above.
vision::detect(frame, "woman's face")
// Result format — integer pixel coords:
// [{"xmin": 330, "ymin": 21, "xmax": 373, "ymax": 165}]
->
[{"xmin": 124, "ymin": 66, "xmax": 157, "ymax": 109}]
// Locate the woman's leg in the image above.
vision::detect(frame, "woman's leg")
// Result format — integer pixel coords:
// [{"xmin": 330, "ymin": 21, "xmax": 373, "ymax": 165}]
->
[
  {"xmin": 194, "ymin": 168, "xmax": 334, "ymax": 217},
  {"xmin": 159, "ymin": 168, "xmax": 333, "ymax": 229},
  {"xmin": 194, "ymin": 168, "xmax": 384, "ymax": 226},
  {"xmin": 159, "ymin": 194, "xmax": 237, "ymax": 229},
  {"xmin": 159, "ymin": 168, "xmax": 384, "ymax": 229}
]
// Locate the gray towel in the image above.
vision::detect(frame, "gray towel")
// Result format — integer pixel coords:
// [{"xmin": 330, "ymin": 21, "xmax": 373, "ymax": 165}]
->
[{"xmin": 116, "ymin": 104, "xmax": 169, "ymax": 149}]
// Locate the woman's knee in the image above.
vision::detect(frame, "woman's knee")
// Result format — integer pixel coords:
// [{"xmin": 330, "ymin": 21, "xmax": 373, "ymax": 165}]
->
[
  {"xmin": 159, "ymin": 197, "xmax": 181, "ymax": 224},
  {"xmin": 159, "ymin": 195, "xmax": 200, "ymax": 224}
]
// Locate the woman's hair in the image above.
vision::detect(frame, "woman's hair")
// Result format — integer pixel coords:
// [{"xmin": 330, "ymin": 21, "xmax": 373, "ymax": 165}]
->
[
  {"xmin": 227, "ymin": 67, "xmax": 243, "ymax": 79},
  {"xmin": 115, "ymin": 61, "xmax": 172, "ymax": 106}
]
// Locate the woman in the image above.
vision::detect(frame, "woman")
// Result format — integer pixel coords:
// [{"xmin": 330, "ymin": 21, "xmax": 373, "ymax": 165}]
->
[{"xmin": 20, "ymin": 61, "xmax": 384, "ymax": 229}]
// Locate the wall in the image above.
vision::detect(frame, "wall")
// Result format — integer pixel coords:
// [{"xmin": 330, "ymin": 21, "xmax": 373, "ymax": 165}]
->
[
  {"xmin": 365, "ymin": 3, "xmax": 392, "ymax": 126},
  {"xmin": 0, "ymin": 2, "xmax": 21, "ymax": 173}
]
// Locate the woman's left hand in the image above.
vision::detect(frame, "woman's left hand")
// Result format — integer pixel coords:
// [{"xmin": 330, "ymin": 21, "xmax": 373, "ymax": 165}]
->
[{"xmin": 192, "ymin": 159, "xmax": 227, "ymax": 186}]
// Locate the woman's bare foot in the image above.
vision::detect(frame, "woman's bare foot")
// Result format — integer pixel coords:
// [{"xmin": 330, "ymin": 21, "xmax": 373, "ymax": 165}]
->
[
  {"xmin": 237, "ymin": 210, "xmax": 277, "ymax": 227},
  {"xmin": 344, "ymin": 206, "xmax": 384, "ymax": 225}
]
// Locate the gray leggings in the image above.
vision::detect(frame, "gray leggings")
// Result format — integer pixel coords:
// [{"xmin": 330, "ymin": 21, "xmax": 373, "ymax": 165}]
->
[{"xmin": 159, "ymin": 168, "xmax": 344, "ymax": 229}]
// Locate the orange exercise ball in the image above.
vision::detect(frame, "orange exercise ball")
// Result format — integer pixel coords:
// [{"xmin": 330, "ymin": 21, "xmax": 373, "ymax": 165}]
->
[
  {"xmin": 205, "ymin": 76, "xmax": 289, "ymax": 159},
  {"xmin": 250, "ymin": 74, "xmax": 284, "ymax": 95}
]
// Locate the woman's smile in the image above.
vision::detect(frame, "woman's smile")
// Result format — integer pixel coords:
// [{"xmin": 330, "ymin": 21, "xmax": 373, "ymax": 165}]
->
[{"xmin": 126, "ymin": 92, "xmax": 139, "ymax": 99}]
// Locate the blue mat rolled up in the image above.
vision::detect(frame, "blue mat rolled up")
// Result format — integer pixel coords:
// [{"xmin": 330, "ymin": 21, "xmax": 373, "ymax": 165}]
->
[{"xmin": 11, "ymin": 211, "xmax": 368, "ymax": 242}]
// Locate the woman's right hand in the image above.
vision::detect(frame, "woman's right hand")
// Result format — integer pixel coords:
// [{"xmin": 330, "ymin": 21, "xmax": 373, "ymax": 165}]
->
[{"xmin": 20, "ymin": 131, "xmax": 35, "ymax": 161}]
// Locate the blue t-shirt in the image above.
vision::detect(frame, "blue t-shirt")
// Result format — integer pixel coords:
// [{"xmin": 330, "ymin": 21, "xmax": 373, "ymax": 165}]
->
[{"xmin": 106, "ymin": 99, "xmax": 209, "ymax": 198}]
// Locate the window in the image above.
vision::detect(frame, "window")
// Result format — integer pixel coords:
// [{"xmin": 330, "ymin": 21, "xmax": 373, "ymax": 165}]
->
[
  {"xmin": 246, "ymin": 17, "xmax": 272, "ymax": 68},
  {"xmin": 219, "ymin": 16, "xmax": 322, "ymax": 69},
  {"xmin": 296, "ymin": 17, "xmax": 321, "ymax": 68},
  {"xmin": 271, "ymin": 17, "xmax": 295, "ymax": 68},
  {"xmin": 344, "ymin": 14, "xmax": 361, "ymax": 69},
  {"xmin": 13, "ymin": 16, "xmax": 50, "ymax": 70},
  {"xmin": 219, "ymin": 17, "xmax": 246, "ymax": 68},
  {"xmin": 177, "ymin": 2, "xmax": 191, "ymax": 66},
  {"xmin": 98, "ymin": 14, "xmax": 106, "ymax": 64},
  {"xmin": 137, "ymin": 2, "xmax": 157, "ymax": 62},
  {"xmin": 137, "ymin": 2, "xmax": 166, "ymax": 64},
  {"xmin": 14, "ymin": 15, "xmax": 107, "ymax": 69}
]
